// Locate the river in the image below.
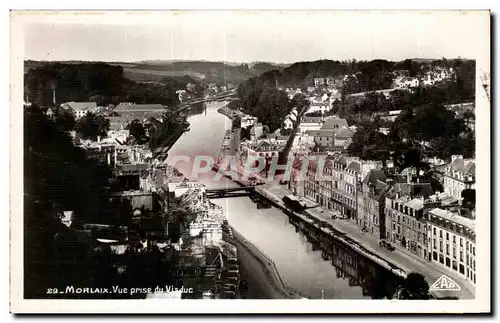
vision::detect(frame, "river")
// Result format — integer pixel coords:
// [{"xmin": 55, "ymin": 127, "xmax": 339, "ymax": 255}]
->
[{"xmin": 166, "ymin": 101, "xmax": 368, "ymax": 299}]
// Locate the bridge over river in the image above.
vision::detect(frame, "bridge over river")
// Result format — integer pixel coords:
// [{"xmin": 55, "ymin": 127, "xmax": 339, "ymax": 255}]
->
[{"xmin": 164, "ymin": 101, "xmax": 405, "ymax": 299}]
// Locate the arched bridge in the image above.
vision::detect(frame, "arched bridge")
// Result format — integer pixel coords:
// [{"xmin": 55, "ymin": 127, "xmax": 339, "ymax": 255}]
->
[{"xmin": 206, "ymin": 186, "xmax": 256, "ymax": 199}]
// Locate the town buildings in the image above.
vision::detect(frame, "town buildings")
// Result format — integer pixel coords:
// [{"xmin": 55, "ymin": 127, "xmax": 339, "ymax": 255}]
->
[
  {"xmin": 240, "ymin": 115, "xmax": 258, "ymax": 129},
  {"xmin": 357, "ymin": 169, "xmax": 388, "ymax": 238},
  {"xmin": 427, "ymin": 207, "xmax": 476, "ymax": 284},
  {"xmin": 240, "ymin": 138, "xmax": 287, "ymax": 165},
  {"xmin": 61, "ymin": 101, "xmax": 98, "ymax": 119},
  {"xmin": 302, "ymin": 156, "xmax": 378, "ymax": 220},
  {"xmin": 443, "ymin": 155, "xmax": 475, "ymax": 201},
  {"xmin": 250, "ymin": 123, "xmax": 264, "ymax": 141},
  {"xmin": 283, "ymin": 108, "xmax": 298, "ymax": 130},
  {"xmin": 298, "ymin": 116, "xmax": 324, "ymax": 135},
  {"xmin": 384, "ymin": 178, "xmax": 436, "ymax": 259}
]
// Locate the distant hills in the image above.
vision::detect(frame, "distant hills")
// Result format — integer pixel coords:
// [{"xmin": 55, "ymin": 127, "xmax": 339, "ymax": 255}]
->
[{"xmin": 24, "ymin": 59, "xmax": 288, "ymax": 86}]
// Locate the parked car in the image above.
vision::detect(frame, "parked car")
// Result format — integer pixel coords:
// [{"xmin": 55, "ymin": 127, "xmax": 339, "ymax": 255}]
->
[{"xmin": 379, "ymin": 240, "xmax": 395, "ymax": 251}]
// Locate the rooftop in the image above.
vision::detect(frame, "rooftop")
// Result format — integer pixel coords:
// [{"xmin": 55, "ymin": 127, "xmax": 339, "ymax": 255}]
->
[
  {"xmin": 429, "ymin": 208, "xmax": 475, "ymax": 231},
  {"xmin": 115, "ymin": 103, "xmax": 165, "ymax": 112},
  {"xmin": 321, "ymin": 117, "xmax": 349, "ymax": 130},
  {"xmin": 449, "ymin": 157, "xmax": 475, "ymax": 175},
  {"xmin": 61, "ymin": 101, "xmax": 97, "ymax": 111}
]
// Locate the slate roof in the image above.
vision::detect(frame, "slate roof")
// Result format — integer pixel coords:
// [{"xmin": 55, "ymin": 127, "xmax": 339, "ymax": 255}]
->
[
  {"xmin": 334, "ymin": 126, "xmax": 354, "ymax": 138},
  {"xmin": 115, "ymin": 103, "xmax": 165, "ymax": 112},
  {"xmin": 321, "ymin": 118, "xmax": 349, "ymax": 130},
  {"xmin": 363, "ymin": 169, "xmax": 387, "ymax": 186},
  {"xmin": 429, "ymin": 208, "xmax": 475, "ymax": 231},
  {"xmin": 386, "ymin": 182, "xmax": 434, "ymax": 199},
  {"xmin": 346, "ymin": 160, "xmax": 360, "ymax": 172},
  {"xmin": 61, "ymin": 101, "xmax": 97, "ymax": 111},
  {"xmin": 449, "ymin": 158, "xmax": 475, "ymax": 175},
  {"xmin": 301, "ymin": 116, "xmax": 323, "ymax": 124}
]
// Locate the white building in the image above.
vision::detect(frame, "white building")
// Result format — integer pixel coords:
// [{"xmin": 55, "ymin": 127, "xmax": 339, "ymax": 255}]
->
[
  {"xmin": 61, "ymin": 101, "xmax": 97, "ymax": 119},
  {"xmin": 306, "ymin": 102, "xmax": 331, "ymax": 115},
  {"xmin": 240, "ymin": 115, "xmax": 258, "ymax": 129},
  {"xmin": 298, "ymin": 116, "xmax": 324, "ymax": 135},
  {"xmin": 443, "ymin": 156, "xmax": 475, "ymax": 201},
  {"xmin": 427, "ymin": 208, "xmax": 476, "ymax": 284},
  {"xmin": 283, "ymin": 108, "xmax": 298, "ymax": 130}
]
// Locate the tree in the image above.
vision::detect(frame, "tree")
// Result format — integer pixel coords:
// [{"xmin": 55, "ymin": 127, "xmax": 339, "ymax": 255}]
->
[
  {"xmin": 53, "ymin": 106, "xmax": 76, "ymax": 132},
  {"xmin": 461, "ymin": 189, "xmax": 476, "ymax": 209},
  {"xmin": 395, "ymin": 272, "xmax": 430, "ymax": 300},
  {"xmin": 128, "ymin": 119, "xmax": 147, "ymax": 143},
  {"xmin": 24, "ymin": 105, "xmax": 117, "ymax": 297},
  {"xmin": 232, "ymin": 116, "xmax": 241, "ymax": 130},
  {"xmin": 74, "ymin": 112, "xmax": 110, "ymax": 140}
]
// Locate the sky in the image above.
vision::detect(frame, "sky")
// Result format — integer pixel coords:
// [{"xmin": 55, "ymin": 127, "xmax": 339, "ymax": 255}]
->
[{"xmin": 19, "ymin": 10, "xmax": 490, "ymax": 63}]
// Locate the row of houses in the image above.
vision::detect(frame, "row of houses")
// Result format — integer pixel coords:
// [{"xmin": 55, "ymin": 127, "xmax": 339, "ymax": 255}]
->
[
  {"xmin": 296, "ymin": 116, "xmax": 356, "ymax": 152},
  {"xmin": 289, "ymin": 154, "xmax": 476, "ymax": 285}
]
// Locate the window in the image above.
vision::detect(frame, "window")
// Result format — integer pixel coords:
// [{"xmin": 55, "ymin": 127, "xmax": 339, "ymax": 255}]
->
[
  {"xmin": 459, "ymin": 264, "xmax": 465, "ymax": 274},
  {"xmin": 473, "ymin": 260, "xmax": 475, "ymax": 271},
  {"xmin": 446, "ymin": 258, "xmax": 451, "ymax": 267},
  {"xmin": 433, "ymin": 228, "xmax": 436, "ymax": 235},
  {"xmin": 473, "ymin": 246, "xmax": 475, "ymax": 256},
  {"xmin": 433, "ymin": 239, "xmax": 436, "ymax": 249},
  {"xmin": 453, "ymin": 247, "xmax": 456, "ymax": 258},
  {"xmin": 440, "ymin": 230, "xmax": 443, "ymax": 238},
  {"xmin": 446, "ymin": 245, "xmax": 450, "ymax": 255},
  {"xmin": 460, "ymin": 251, "xmax": 463, "ymax": 262},
  {"xmin": 453, "ymin": 236, "xmax": 456, "ymax": 243},
  {"xmin": 446, "ymin": 232, "xmax": 449, "ymax": 240},
  {"xmin": 418, "ymin": 223, "xmax": 421, "ymax": 230},
  {"xmin": 439, "ymin": 241, "xmax": 443, "ymax": 252},
  {"xmin": 433, "ymin": 251, "xmax": 438, "ymax": 261},
  {"xmin": 460, "ymin": 238, "xmax": 463, "ymax": 247},
  {"xmin": 452, "ymin": 260, "xmax": 458, "ymax": 271},
  {"xmin": 466, "ymin": 241, "xmax": 469, "ymax": 250}
]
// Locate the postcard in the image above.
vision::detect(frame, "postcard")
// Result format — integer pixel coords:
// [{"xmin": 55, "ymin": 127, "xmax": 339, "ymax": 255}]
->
[{"xmin": 10, "ymin": 10, "xmax": 491, "ymax": 314}]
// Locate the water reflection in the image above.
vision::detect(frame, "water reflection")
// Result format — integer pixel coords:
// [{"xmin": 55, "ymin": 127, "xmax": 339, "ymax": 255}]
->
[{"xmin": 167, "ymin": 101, "xmax": 402, "ymax": 299}]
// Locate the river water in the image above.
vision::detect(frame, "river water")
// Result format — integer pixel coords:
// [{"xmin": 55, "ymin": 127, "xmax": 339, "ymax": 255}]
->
[{"xmin": 166, "ymin": 101, "xmax": 367, "ymax": 299}]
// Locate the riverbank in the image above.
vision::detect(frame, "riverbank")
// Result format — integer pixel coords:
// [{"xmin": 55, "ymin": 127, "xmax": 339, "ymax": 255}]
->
[
  {"xmin": 231, "ymin": 227, "xmax": 303, "ymax": 299},
  {"xmin": 217, "ymin": 104, "xmax": 243, "ymax": 121},
  {"xmin": 254, "ymin": 182, "xmax": 475, "ymax": 300}
]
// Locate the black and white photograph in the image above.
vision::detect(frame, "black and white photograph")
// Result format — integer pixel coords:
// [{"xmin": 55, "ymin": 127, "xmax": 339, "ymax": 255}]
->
[{"xmin": 9, "ymin": 9, "xmax": 491, "ymax": 314}]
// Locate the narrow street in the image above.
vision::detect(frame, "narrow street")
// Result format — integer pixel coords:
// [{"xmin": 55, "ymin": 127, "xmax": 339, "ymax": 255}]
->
[{"xmin": 260, "ymin": 181, "xmax": 475, "ymax": 300}]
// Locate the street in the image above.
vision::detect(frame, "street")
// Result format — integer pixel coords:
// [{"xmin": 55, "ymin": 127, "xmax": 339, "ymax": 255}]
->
[{"xmin": 260, "ymin": 181, "xmax": 475, "ymax": 300}]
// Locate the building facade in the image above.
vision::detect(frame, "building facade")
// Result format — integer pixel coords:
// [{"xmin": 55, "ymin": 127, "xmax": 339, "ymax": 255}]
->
[
  {"xmin": 357, "ymin": 169, "xmax": 388, "ymax": 238},
  {"xmin": 427, "ymin": 208, "xmax": 476, "ymax": 284},
  {"xmin": 443, "ymin": 155, "xmax": 475, "ymax": 200},
  {"xmin": 384, "ymin": 181, "xmax": 435, "ymax": 260},
  {"xmin": 303, "ymin": 156, "xmax": 362, "ymax": 220}
]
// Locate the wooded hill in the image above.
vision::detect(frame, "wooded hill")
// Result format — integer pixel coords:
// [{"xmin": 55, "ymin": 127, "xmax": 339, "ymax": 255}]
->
[{"xmin": 24, "ymin": 62, "xmax": 203, "ymax": 107}]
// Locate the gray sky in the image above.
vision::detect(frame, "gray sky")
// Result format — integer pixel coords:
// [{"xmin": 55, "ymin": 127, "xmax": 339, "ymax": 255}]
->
[{"xmin": 22, "ymin": 11, "xmax": 489, "ymax": 63}]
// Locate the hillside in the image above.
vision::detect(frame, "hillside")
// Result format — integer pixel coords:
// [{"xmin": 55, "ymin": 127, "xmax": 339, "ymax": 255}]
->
[
  {"xmin": 25, "ymin": 59, "xmax": 286, "ymax": 86},
  {"xmin": 243, "ymin": 58, "xmax": 476, "ymax": 94},
  {"xmin": 24, "ymin": 62, "xmax": 202, "ymax": 107},
  {"xmin": 124, "ymin": 60, "xmax": 286, "ymax": 85}
]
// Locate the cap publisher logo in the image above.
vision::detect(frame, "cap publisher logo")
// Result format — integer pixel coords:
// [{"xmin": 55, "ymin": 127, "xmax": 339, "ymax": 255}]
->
[{"xmin": 430, "ymin": 275, "xmax": 461, "ymax": 291}]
